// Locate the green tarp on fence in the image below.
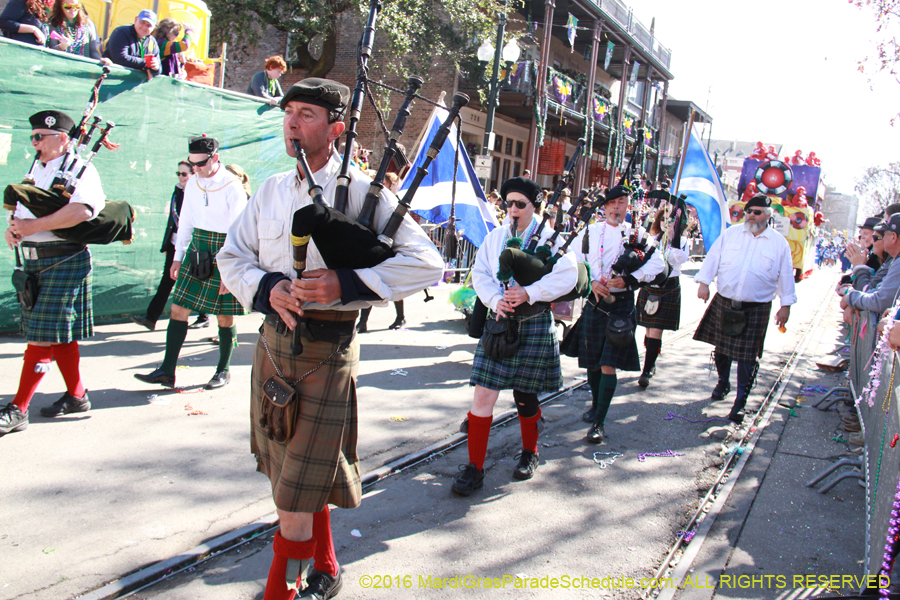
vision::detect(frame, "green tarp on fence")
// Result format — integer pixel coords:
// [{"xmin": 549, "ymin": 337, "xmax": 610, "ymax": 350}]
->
[{"xmin": 0, "ymin": 38, "xmax": 295, "ymax": 331}]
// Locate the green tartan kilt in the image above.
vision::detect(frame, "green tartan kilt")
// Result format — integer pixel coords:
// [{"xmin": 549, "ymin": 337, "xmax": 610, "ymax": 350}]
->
[
  {"xmin": 172, "ymin": 229, "xmax": 248, "ymax": 315},
  {"xmin": 21, "ymin": 243, "xmax": 93, "ymax": 343}
]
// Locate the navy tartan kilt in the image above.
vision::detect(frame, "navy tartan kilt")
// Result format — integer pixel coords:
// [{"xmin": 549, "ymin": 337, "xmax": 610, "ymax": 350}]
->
[
  {"xmin": 693, "ymin": 293, "xmax": 771, "ymax": 362},
  {"xmin": 21, "ymin": 243, "xmax": 93, "ymax": 343},
  {"xmin": 470, "ymin": 310, "xmax": 562, "ymax": 393},
  {"xmin": 571, "ymin": 292, "xmax": 641, "ymax": 371},
  {"xmin": 636, "ymin": 277, "xmax": 681, "ymax": 331}
]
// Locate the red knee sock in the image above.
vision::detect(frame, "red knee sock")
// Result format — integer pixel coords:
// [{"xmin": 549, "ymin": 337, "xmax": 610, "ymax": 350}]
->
[
  {"xmin": 13, "ymin": 345, "xmax": 53, "ymax": 412},
  {"xmin": 519, "ymin": 408, "xmax": 542, "ymax": 454},
  {"xmin": 467, "ymin": 412, "xmax": 493, "ymax": 470},
  {"xmin": 312, "ymin": 506, "xmax": 338, "ymax": 577},
  {"xmin": 51, "ymin": 341, "xmax": 86, "ymax": 398},
  {"xmin": 264, "ymin": 530, "xmax": 316, "ymax": 600}
]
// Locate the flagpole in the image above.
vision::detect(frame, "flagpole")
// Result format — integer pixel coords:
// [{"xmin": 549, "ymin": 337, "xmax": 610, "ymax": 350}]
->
[{"xmin": 672, "ymin": 109, "xmax": 695, "ymax": 195}]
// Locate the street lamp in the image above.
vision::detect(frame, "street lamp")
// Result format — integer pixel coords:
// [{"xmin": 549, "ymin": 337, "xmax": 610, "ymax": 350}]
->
[{"xmin": 477, "ymin": 13, "xmax": 520, "ymax": 189}]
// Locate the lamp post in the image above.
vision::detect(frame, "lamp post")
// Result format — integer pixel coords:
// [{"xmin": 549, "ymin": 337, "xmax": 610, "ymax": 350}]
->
[{"xmin": 477, "ymin": 13, "xmax": 520, "ymax": 190}]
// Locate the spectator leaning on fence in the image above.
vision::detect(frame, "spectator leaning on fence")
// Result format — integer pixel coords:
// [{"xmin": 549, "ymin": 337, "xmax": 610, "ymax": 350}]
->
[
  {"xmin": 247, "ymin": 55, "xmax": 287, "ymax": 106},
  {"xmin": 102, "ymin": 9, "xmax": 160, "ymax": 78},
  {"xmin": 0, "ymin": 0, "xmax": 48, "ymax": 45},
  {"xmin": 152, "ymin": 17, "xmax": 193, "ymax": 78},
  {"xmin": 46, "ymin": 0, "xmax": 110, "ymax": 64},
  {"xmin": 841, "ymin": 214, "xmax": 900, "ymax": 317}
]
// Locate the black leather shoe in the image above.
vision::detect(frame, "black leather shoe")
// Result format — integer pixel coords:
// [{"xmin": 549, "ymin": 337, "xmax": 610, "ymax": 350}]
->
[
  {"xmin": 188, "ymin": 315, "xmax": 210, "ymax": 329},
  {"xmin": 135, "ymin": 368, "xmax": 176, "ymax": 388},
  {"xmin": 512, "ymin": 450, "xmax": 539, "ymax": 480},
  {"xmin": 638, "ymin": 372, "xmax": 652, "ymax": 388},
  {"xmin": 586, "ymin": 423, "xmax": 605, "ymax": 444},
  {"xmin": 130, "ymin": 315, "xmax": 156, "ymax": 331},
  {"xmin": 711, "ymin": 381, "xmax": 731, "ymax": 400},
  {"xmin": 388, "ymin": 317, "xmax": 406, "ymax": 330},
  {"xmin": 451, "ymin": 463, "xmax": 484, "ymax": 496},
  {"xmin": 300, "ymin": 568, "xmax": 343, "ymax": 600},
  {"xmin": 356, "ymin": 321, "xmax": 368, "ymax": 333},
  {"xmin": 206, "ymin": 370, "xmax": 231, "ymax": 390},
  {"xmin": 727, "ymin": 410, "xmax": 745, "ymax": 425},
  {"xmin": 40, "ymin": 391, "xmax": 90, "ymax": 417},
  {"xmin": 0, "ymin": 403, "xmax": 28, "ymax": 435},
  {"xmin": 582, "ymin": 407, "xmax": 596, "ymax": 423}
]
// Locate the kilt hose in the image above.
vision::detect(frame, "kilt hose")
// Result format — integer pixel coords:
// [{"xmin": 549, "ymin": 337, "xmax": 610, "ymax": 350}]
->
[
  {"xmin": 470, "ymin": 309, "xmax": 563, "ymax": 394},
  {"xmin": 636, "ymin": 277, "xmax": 681, "ymax": 331},
  {"xmin": 572, "ymin": 292, "xmax": 641, "ymax": 372},
  {"xmin": 172, "ymin": 229, "xmax": 248, "ymax": 316},
  {"xmin": 693, "ymin": 293, "xmax": 772, "ymax": 363},
  {"xmin": 21, "ymin": 243, "xmax": 92, "ymax": 343},
  {"xmin": 250, "ymin": 311, "xmax": 362, "ymax": 513}
]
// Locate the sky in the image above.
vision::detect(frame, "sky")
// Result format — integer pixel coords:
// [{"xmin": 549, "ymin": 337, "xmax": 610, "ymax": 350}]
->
[{"xmin": 624, "ymin": 0, "xmax": 900, "ymax": 197}]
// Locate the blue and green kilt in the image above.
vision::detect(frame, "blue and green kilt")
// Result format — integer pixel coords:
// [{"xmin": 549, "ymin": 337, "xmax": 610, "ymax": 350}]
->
[
  {"xmin": 172, "ymin": 229, "xmax": 248, "ymax": 315},
  {"xmin": 21, "ymin": 242, "xmax": 93, "ymax": 343},
  {"xmin": 573, "ymin": 292, "xmax": 641, "ymax": 371},
  {"xmin": 636, "ymin": 277, "xmax": 682, "ymax": 331},
  {"xmin": 470, "ymin": 309, "xmax": 562, "ymax": 393},
  {"xmin": 693, "ymin": 293, "xmax": 771, "ymax": 362}
]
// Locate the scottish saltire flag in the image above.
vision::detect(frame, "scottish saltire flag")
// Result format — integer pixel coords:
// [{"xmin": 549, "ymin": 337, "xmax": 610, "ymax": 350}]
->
[
  {"xmin": 402, "ymin": 105, "xmax": 499, "ymax": 248},
  {"xmin": 673, "ymin": 125, "xmax": 728, "ymax": 251}
]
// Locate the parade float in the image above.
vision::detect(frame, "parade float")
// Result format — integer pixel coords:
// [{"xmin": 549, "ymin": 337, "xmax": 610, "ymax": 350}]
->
[{"xmin": 733, "ymin": 143, "xmax": 826, "ymax": 280}]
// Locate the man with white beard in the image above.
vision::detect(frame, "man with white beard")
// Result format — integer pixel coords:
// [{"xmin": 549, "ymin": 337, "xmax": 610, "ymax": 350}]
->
[{"xmin": 692, "ymin": 194, "xmax": 796, "ymax": 424}]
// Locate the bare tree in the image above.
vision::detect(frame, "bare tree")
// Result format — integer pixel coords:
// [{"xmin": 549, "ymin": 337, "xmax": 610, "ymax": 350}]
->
[{"xmin": 855, "ymin": 162, "xmax": 900, "ymax": 214}]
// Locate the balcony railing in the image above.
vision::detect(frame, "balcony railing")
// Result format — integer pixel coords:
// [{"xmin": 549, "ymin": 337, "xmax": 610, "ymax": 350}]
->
[{"xmin": 585, "ymin": 0, "xmax": 672, "ymax": 70}]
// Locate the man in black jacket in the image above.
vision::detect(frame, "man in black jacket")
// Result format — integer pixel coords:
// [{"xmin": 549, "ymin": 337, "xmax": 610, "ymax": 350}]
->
[{"xmin": 102, "ymin": 9, "xmax": 160, "ymax": 77}]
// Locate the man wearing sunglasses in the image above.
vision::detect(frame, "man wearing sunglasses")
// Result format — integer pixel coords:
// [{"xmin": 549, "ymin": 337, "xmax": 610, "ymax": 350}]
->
[
  {"xmin": 1, "ymin": 110, "xmax": 106, "ymax": 436},
  {"xmin": 102, "ymin": 9, "xmax": 160, "ymax": 77},
  {"xmin": 841, "ymin": 214, "xmax": 900, "ymax": 318},
  {"xmin": 135, "ymin": 136, "xmax": 247, "ymax": 390},
  {"xmin": 694, "ymin": 194, "xmax": 796, "ymax": 425}
]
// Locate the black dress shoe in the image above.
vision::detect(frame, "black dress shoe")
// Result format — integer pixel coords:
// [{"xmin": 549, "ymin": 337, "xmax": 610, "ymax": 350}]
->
[
  {"xmin": 638, "ymin": 372, "xmax": 652, "ymax": 388},
  {"xmin": 130, "ymin": 315, "xmax": 156, "ymax": 331},
  {"xmin": 356, "ymin": 321, "xmax": 368, "ymax": 333},
  {"xmin": 388, "ymin": 317, "xmax": 406, "ymax": 330},
  {"xmin": 300, "ymin": 568, "xmax": 343, "ymax": 600},
  {"xmin": 586, "ymin": 423, "xmax": 605, "ymax": 444},
  {"xmin": 188, "ymin": 315, "xmax": 210, "ymax": 329},
  {"xmin": 711, "ymin": 381, "xmax": 731, "ymax": 400},
  {"xmin": 0, "ymin": 403, "xmax": 28, "ymax": 435},
  {"xmin": 727, "ymin": 410, "xmax": 745, "ymax": 425},
  {"xmin": 40, "ymin": 391, "xmax": 90, "ymax": 417},
  {"xmin": 512, "ymin": 450, "xmax": 539, "ymax": 480},
  {"xmin": 451, "ymin": 463, "xmax": 484, "ymax": 496},
  {"xmin": 206, "ymin": 370, "xmax": 231, "ymax": 389},
  {"xmin": 134, "ymin": 368, "xmax": 176, "ymax": 388},
  {"xmin": 582, "ymin": 408, "xmax": 596, "ymax": 423}
]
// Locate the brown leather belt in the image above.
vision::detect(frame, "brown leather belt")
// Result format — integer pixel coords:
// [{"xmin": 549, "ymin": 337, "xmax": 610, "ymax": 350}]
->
[{"xmin": 21, "ymin": 242, "xmax": 86, "ymax": 260}]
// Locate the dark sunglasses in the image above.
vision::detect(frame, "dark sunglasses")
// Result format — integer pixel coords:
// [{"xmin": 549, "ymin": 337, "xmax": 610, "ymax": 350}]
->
[
  {"xmin": 30, "ymin": 132, "xmax": 60, "ymax": 142},
  {"xmin": 873, "ymin": 235, "xmax": 883, "ymax": 241},
  {"xmin": 187, "ymin": 156, "xmax": 212, "ymax": 168},
  {"xmin": 507, "ymin": 200, "xmax": 531, "ymax": 209},
  {"xmin": 746, "ymin": 208, "xmax": 766, "ymax": 216},
  {"xmin": 176, "ymin": 171, "xmax": 191, "ymax": 177}
]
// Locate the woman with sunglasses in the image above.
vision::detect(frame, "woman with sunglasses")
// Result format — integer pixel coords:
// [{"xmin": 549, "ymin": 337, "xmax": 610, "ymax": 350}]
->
[
  {"xmin": 0, "ymin": 0, "xmax": 49, "ymax": 46},
  {"xmin": 131, "ymin": 161, "xmax": 207, "ymax": 331},
  {"xmin": 46, "ymin": 0, "xmax": 110, "ymax": 64},
  {"xmin": 151, "ymin": 17, "xmax": 193, "ymax": 78},
  {"xmin": 452, "ymin": 177, "xmax": 578, "ymax": 495}
]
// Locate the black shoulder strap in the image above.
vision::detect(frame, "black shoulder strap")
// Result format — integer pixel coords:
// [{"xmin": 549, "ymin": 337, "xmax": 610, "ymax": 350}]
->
[{"xmin": 582, "ymin": 226, "xmax": 590, "ymax": 254}]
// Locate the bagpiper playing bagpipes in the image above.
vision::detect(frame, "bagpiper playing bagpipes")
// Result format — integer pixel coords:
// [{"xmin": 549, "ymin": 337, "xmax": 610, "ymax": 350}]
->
[
  {"xmin": 565, "ymin": 128, "xmax": 665, "ymax": 445},
  {"xmin": 2, "ymin": 68, "xmax": 133, "ymax": 438}
]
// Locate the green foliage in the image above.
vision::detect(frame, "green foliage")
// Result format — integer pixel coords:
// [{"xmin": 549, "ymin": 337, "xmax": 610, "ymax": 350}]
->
[{"xmin": 206, "ymin": 0, "xmax": 520, "ymax": 80}]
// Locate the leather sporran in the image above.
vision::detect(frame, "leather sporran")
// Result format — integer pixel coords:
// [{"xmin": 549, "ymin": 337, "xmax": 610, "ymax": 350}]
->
[
  {"xmin": 605, "ymin": 316, "xmax": 634, "ymax": 347},
  {"xmin": 11, "ymin": 269, "xmax": 39, "ymax": 310},
  {"xmin": 260, "ymin": 375, "xmax": 299, "ymax": 443},
  {"xmin": 481, "ymin": 317, "xmax": 520, "ymax": 360},
  {"xmin": 188, "ymin": 250, "xmax": 213, "ymax": 280},
  {"xmin": 643, "ymin": 293, "xmax": 661, "ymax": 316},
  {"xmin": 721, "ymin": 308, "xmax": 746, "ymax": 337}
]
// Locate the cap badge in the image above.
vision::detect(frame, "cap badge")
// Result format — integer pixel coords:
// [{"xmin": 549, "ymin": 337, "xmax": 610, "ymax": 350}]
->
[{"xmin": 44, "ymin": 116, "xmax": 56, "ymax": 127}]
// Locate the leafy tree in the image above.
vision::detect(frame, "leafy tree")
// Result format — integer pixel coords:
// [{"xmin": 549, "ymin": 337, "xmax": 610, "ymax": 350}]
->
[
  {"xmin": 205, "ymin": 0, "xmax": 517, "ymax": 80},
  {"xmin": 855, "ymin": 162, "xmax": 900, "ymax": 214},
  {"xmin": 852, "ymin": 0, "xmax": 900, "ymax": 123}
]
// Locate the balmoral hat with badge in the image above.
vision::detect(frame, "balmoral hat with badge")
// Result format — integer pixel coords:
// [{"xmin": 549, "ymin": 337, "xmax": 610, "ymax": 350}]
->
[
  {"xmin": 29, "ymin": 110, "xmax": 75, "ymax": 135},
  {"xmin": 744, "ymin": 194, "xmax": 772, "ymax": 210}
]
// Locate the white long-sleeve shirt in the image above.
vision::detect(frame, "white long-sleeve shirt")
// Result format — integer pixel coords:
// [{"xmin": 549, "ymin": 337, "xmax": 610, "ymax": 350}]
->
[
  {"xmin": 661, "ymin": 235, "xmax": 690, "ymax": 278},
  {"xmin": 695, "ymin": 223, "xmax": 797, "ymax": 306},
  {"xmin": 16, "ymin": 154, "xmax": 106, "ymax": 243},
  {"xmin": 574, "ymin": 221, "xmax": 665, "ymax": 291},
  {"xmin": 217, "ymin": 151, "xmax": 443, "ymax": 312},
  {"xmin": 174, "ymin": 165, "xmax": 246, "ymax": 261},
  {"xmin": 472, "ymin": 216, "xmax": 578, "ymax": 312}
]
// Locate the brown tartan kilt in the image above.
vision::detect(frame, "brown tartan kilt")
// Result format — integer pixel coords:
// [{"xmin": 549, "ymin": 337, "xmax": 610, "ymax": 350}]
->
[
  {"xmin": 250, "ymin": 311, "xmax": 361, "ymax": 513},
  {"xmin": 636, "ymin": 277, "xmax": 681, "ymax": 331},
  {"xmin": 693, "ymin": 293, "xmax": 772, "ymax": 362}
]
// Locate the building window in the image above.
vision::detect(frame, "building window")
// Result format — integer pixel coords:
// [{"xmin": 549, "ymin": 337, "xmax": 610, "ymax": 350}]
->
[
  {"xmin": 494, "ymin": 135, "xmax": 503, "ymax": 153},
  {"xmin": 515, "ymin": 141, "xmax": 523, "ymax": 158},
  {"xmin": 502, "ymin": 159, "xmax": 511, "ymax": 182},
  {"xmin": 513, "ymin": 161, "xmax": 521, "ymax": 177},
  {"xmin": 505, "ymin": 138, "xmax": 513, "ymax": 155}
]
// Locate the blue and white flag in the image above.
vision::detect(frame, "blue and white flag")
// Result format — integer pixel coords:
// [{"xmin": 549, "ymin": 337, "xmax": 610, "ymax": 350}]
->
[
  {"xmin": 402, "ymin": 105, "xmax": 499, "ymax": 248},
  {"xmin": 673, "ymin": 125, "xmax": 727, "ymax": 251}
]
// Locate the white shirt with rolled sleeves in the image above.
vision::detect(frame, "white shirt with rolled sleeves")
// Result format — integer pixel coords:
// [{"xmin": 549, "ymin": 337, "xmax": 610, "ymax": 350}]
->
[
  {"xmin": 471, "ymin": 216, "xmax": 578, "ymax": 312},
  {"xmin": 573, "ymin": 221, "xmax": 665, "ymax": 290},
  {"xmin": 664, "ymin": 236, "xmax": 690, "ymax": 278},
  {"xmin": 217, "ymin": 151, "xmax": 443, "ymax": 312},
  {"xmin": 174, "ymin": 166, "xmax": 246, "ymax": 262},
  {"xmin": 16, "ymin": 154, "xmax": 106, "ymax": 243},
  {"xmin": 695, "ymin": 223, "xmax": 797, "ymax": 305}
]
